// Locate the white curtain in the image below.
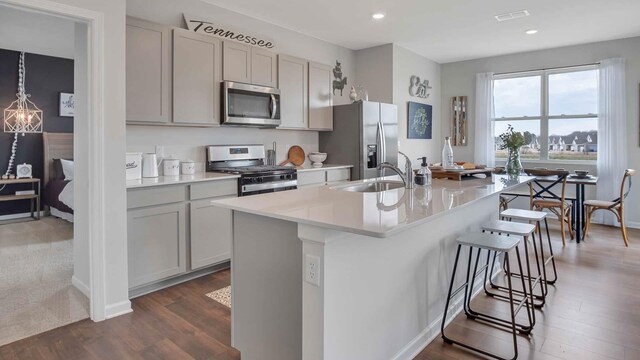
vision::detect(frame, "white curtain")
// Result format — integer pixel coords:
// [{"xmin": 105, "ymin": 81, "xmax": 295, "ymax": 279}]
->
[
  {"xmin": 474, "ymin": 72, "xmax": 495, "ymax": 167},
  {"xmin": 597, "ymin": 58, "xmax": 628, "ymax": 225}
]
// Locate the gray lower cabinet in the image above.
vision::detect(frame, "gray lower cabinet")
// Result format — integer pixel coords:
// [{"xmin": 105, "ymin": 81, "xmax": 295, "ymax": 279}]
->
[
  {"xmin": 190, "ymin": 197, "xmax": 232, "ymax": 270},
  {"xmin": 128, "ymin": 203, "xmax": 187, "ymax": 288},
  {"xmin": 297, "ymin": 168, "xmax": 351, "ymax": 187},
  {"xmin": 127, "ymin": 181, "xmax": 236, "ymax": 293}
]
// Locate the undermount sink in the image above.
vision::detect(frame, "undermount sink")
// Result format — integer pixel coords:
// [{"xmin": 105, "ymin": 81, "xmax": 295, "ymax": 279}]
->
[{"xmin": 335, "ymin": 180, "xmax": 405, "ymax": 193}]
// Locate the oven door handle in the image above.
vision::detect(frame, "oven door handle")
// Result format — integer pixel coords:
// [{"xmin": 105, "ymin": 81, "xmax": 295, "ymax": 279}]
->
[{"xmin": 240, "ymin": 179, "xmax": 297, "ymax": 194}]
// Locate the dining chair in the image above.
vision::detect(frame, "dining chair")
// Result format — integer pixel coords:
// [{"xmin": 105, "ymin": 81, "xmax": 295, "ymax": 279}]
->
[
  {"xmin": 583, "ymin": 169, "xmax": 636, "ymax": 246},
  {"xmin": 524, "ymin": 169, "xmax": 573, "ymax": 246}
]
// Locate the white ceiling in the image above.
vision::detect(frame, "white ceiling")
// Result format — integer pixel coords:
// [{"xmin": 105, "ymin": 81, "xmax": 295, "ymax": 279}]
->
[{"xmin": 201, "ymin": 0, "xmax": 640, "ymax": 63}]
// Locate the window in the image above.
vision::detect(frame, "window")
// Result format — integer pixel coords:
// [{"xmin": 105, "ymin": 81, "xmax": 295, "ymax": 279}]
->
[{"xmin": 493, "ymin": 66, "xmax": 598, "ymax": 162}]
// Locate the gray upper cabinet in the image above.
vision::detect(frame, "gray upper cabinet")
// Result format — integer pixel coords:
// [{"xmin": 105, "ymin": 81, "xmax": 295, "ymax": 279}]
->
[
  {"xmin": 190, "ymin": 197, "xmax": 233, "ymax": 270},
  {"xmin": 278, "ymin": 55, "xmax": 309, "ymax": 129},
  {"xmin": 172, "ymin": 28, "xmax": 222, "ymax": 125},
  {"xmin": 128, "ymin": 203, "xmax": 186, "ymax": 288},
  {"xmin": 223, "ymin": 42, "xmax": 277, "ymax": 87},
  {"xmin": 126, "ymin": 17, "xmax": 171, "ymax": 124},
  {"xmin": 223, "ymin": 42, "xmax": 251, "ymax": 83},
  {"xmin": 251, "ymin": 48, "xmax": 278, "ymax": 87},
  {"xmin": 308, "ymin": 62, "xmax": 334, "ymax": 131}
]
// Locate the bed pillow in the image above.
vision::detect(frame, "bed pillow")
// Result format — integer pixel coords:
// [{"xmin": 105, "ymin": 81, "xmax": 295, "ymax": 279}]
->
[
  {"xmin": 60, "ymin": 159, "xmax": 74, "ymax": 181},
  {"xmin": 52, "ymin": 159, "xmax": 67, "ymax": 180}
]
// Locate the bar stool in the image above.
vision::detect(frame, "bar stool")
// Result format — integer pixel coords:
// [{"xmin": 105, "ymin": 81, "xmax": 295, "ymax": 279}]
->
[
  {"xmin": 481, "ymin": 220, "xmax": 543, "ymax": 312},
  {"xmin": 441, "ymin": 232, "xmax": 533, "ymax": 360},
  {"xmin": 501, "ymin": 208, "xmax": 558, "ymax": 287}
]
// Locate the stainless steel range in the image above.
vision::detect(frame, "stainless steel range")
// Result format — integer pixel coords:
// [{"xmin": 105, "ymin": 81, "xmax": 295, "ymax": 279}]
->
[{"xmin": 206, "ymin": 145, "xmax": 297, "ymax": 196}]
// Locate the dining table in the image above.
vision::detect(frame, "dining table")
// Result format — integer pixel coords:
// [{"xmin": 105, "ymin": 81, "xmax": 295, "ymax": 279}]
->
[
  {"xmin": 546, "ymin": 175, "xmax": 598, "ymax": 242},
  {"xmin": 502, "ymin": 175, "xmax": 598, "ymax": 243}
]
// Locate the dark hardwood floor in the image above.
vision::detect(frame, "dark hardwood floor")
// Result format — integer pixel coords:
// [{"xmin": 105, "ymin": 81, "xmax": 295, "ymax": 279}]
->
[
  {"xmin": 0, "ymin": 270, "xmax": 240, "ymax": 360},
  {"xmin": 0, "ymin": 223, "xmax": 638, "ymax": 360}
]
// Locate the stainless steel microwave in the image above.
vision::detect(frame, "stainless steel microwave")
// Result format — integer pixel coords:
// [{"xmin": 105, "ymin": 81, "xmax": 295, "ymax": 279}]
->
[{"xmin": 221, "ymin": 81, "xmax": 281, "ymax": 127}]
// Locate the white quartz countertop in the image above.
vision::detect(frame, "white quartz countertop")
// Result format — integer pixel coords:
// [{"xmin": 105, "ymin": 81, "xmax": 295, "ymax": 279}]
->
[
  {"xmin": 126, "ymin": 172, "xmax": 239, "ymax": 189},
  {"xmin": 212, "ymin": 174, "xmax": 534, "ymax": 237},
  {"xmin": 293, "ymin": 164, "xmax": 353, "ymax": 172}
]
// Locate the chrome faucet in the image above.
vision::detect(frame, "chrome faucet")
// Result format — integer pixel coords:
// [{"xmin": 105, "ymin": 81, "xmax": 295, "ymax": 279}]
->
[{"xmin": 377, "ymin": 151, "xmax": 414, "ymax": 189}]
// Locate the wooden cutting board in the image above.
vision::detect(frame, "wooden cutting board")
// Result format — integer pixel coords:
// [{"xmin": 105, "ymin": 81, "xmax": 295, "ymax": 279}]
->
[
  {"xmin": 279, "ymin": 146, "xmax": 305, "ymax": 166},
  {"xmin": 431, "ymin": 168, "xmax": 494, "ymax": 181}
]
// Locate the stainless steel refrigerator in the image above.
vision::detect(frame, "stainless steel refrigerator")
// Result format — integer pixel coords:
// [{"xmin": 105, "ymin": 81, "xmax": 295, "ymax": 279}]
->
[{"xmin": 319, "ymin": 101, "xmax": 398, "ymax": 180}]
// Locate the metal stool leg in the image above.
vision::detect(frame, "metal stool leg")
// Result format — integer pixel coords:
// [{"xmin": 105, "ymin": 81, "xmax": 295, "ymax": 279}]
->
[{"xmin": 442, "ymin": 243, "xmax": 523, "ymax": 360}]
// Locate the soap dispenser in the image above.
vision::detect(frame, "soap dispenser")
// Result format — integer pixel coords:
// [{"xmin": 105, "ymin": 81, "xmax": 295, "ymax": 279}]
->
[{"xmin": 415, "ymin": 157, "xmax": 432, "ymax": 187}]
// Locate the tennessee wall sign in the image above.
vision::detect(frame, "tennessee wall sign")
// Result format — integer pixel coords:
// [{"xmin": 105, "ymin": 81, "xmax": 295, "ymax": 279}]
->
[{"xmin": 184, "ymin": 13, "xmax": 276, "ymax": 50}]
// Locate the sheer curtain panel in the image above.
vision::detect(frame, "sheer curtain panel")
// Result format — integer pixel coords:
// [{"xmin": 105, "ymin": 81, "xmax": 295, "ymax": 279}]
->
[
  {"xmin": 474, "ymin": 72, "xmax": 495, "ymax": 167},
  {"xmin": 597, "ymin": 58, "xmax": 627, "ymax": 225}
]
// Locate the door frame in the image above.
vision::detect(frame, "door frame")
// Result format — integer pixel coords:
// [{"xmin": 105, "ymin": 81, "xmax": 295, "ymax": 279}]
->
[{"xmin": 0, "ymin": 0, "xmax": 109, "ymax": 321}]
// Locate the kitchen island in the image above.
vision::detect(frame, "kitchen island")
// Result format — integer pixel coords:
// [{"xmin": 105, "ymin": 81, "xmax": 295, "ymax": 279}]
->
[{"xmin": 212, "ymin": 174, "xmax": 533, "ymax": 360}]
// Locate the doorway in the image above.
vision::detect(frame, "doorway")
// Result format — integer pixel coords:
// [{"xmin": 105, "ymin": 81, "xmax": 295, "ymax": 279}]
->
[{"xmin": 0, "ymin": 0, "xmax": 120, "ymax": 343}]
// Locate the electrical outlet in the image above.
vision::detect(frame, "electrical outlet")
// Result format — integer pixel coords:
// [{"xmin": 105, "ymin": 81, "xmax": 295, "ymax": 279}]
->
[{"xmin": 305, "ymin": 254, "xmax": 321, "ymax": 287}]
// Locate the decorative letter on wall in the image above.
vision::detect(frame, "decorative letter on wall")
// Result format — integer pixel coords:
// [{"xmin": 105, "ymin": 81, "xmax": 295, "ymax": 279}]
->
[
  {"xmin": 451, "ymin": 96, "xmax": 467, "ymax": 146},
  {"xmin": 409, "ymin": 75, "xmax": 432, "ymax": 98}
]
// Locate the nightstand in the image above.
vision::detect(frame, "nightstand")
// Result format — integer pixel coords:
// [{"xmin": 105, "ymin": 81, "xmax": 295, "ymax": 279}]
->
[{"xmin": 0, "ymin": 177, "xmax": 41, "ymax": 222}]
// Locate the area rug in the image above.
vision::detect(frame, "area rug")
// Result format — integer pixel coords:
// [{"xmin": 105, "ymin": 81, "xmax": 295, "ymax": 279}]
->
[{"xmin": 206, "ymin": 286, "xmax": 231, "ymax": 308}]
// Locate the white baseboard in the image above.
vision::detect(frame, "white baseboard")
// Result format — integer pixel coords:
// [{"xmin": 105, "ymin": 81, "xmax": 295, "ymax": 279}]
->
[
  {"xmin": 104, "ymin": 300, "xmax": 133, "ymax": 319},
  {"xmin": 71, "ymin": 275, "xmax": 90, "ymax": 298},
  {"xmin": 392, "ymin": 268, "xmax": 500, "ymax": 360},
  {"xmin": 626, "ymin": 221, "xmax": 640, "ymax": 229},
  {"xmin": 0, "ymin": 211, "xmax": 46, "ymax": 221}
]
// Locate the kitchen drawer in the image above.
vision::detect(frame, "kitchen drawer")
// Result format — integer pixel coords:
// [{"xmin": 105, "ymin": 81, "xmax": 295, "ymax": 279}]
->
[
  {"xmin": 297, "ymin": 171, "xmax": 326, "ymax": 186},
  {"xmin": 128, "ymin": 185, "xmax": 186, "ymax": 209},
  {"xmin": 327, "ymin": 168, "xmax": 350, "ymax": 182},
  {"xmin": 190, "ymin": 179, "xmax": 237, "ymax": 200}
]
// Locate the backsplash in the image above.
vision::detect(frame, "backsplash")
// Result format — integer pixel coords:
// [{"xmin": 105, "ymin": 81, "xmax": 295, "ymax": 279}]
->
[{"xmin": 126, "ymin": 125, "xmax": 319, "ymax": 173}]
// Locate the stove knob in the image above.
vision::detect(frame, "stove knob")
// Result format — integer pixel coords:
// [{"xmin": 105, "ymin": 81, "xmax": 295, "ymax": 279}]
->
[
  {"xmin": 257, "ymin": 177, "xmax": 264, "ymax": 183},
  {"xmin": 286, "ymin": 174, "xmax": 292, "ymax": 180}
]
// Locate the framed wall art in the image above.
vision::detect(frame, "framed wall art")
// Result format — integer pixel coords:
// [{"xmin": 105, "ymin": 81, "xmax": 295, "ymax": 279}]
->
[
  {"xmin": 407, "ymin": 101, "xmax": 432, "ymax": 140},
  {"xmin": 59, "ymin": 92, "xmax": 74, "ymax": 117}
]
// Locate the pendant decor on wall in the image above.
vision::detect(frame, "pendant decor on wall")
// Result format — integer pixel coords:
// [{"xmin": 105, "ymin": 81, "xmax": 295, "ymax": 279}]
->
[
  {"xmin": 3, "ymin": 52, "xmax": 43, "ymax": 178},
  {"xmin": 409, "ymin": 75, "xmax": 432, "ymax": 98},
  {"xmin": 183, "ymin": 13, "xmax": 276, "ymax": 50},
  {"xmin": 332, "ymin": 61, "xmax": 348, "ymax": 96},
  {"xmin": 451, "ymin": 96, "xmax": 468, "ymax": 146},
  {"xmin": 407, "ymin": 101, "xmax": 432, "ymax": 140}
]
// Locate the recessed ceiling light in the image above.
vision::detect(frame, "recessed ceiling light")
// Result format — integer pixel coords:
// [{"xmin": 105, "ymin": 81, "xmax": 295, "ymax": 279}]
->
[
  {"xmin": 372, "ymin": 13, "xmax": 385, "ymax": 20},
  {"xmin": 525, "ymin": 29, "xmax": 538, "ymax": 35}
]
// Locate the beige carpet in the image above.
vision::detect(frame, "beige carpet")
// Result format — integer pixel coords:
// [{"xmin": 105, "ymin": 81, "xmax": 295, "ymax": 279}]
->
[
  {"xmin": 0, "ymin": 217, "xmax": 89, "ymax": 347},
  {"xmin": 206, "ymin": 286, "xmax": 231, "ymax": 308}
]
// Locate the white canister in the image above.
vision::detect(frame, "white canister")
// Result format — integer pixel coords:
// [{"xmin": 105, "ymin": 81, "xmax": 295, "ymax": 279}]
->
[
  {"xmin": 163, "ymin": 158, "xmax": 180, "ymax": 176},
  {"xmin": 125, "ymin": 152, "xmax": 143, "ymax": 180},
  {"xmin": 181, "ymin": 160, "xmax": 196, "ymax": 175}
]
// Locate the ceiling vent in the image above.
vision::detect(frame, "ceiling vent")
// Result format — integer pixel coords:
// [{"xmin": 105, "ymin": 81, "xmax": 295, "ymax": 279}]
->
[{"xmin": 495, "ymin": 10, "xmax": 530, "ymax": 22}]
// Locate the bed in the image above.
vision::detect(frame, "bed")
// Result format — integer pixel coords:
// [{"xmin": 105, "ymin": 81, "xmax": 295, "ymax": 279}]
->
[{"xmin": 43, "ymin": 132, "xmax": 74, "ymax": 222}]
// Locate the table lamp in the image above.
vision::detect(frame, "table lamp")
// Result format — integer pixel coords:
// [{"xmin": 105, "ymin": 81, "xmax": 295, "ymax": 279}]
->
[{"xmin": 3, "ymin": 52, "xmax": 43, "ymax": 179}]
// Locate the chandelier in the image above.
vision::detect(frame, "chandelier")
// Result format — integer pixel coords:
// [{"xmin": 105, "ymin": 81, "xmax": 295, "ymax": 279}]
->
[{"xmin": 3, "ymin": 52, "xmax": 43, "ymax": 177}]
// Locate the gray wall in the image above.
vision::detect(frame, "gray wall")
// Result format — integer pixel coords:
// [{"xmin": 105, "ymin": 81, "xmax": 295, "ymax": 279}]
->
[
  {"xmin": 354, "ymin": 44, "xmax": 442, "ymax": 170},
  {"xmin": 0, "ymin": 49, "xmax": 74, "ymax": 216},
  {"xmin": 393, "ymin": 45, "xmax": 441, "ymax": 168},
  {"xmin": 354, "ymin": 44, "xmax": 393, "ymax": 103},
  {"xmin": 441, "ymin": 36, "xmax": 640, "ymax": 225}
]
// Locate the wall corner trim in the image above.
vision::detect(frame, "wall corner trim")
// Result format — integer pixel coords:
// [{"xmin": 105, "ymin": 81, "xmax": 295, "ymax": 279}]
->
[{"xmin": 104, "ymin": 300, "xmax": 133, "ymax": 319}]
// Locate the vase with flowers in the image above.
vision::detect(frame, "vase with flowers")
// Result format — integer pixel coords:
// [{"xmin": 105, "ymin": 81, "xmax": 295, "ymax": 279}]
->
[{"xmin": 498, "ymin": 124, "xmax": 526, "ymax": 176}]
